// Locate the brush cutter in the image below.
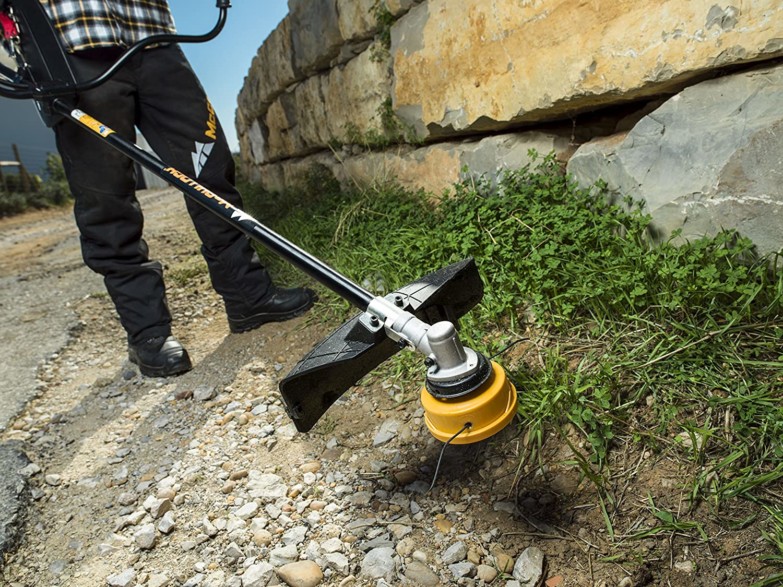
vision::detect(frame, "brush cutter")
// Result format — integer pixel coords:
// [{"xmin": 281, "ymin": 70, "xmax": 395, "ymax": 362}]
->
[{"xmin": 0, "ymin": 0, "xmax": 517, "ymax": 444}]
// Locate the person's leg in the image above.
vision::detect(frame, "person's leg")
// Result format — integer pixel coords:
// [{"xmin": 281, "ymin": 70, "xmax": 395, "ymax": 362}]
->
[
  {"xmin": 134, "ymin": 45, "xmax": 314, "ymax": 331},
  {"xmin": 55, "ymin": 50, "xmax": 190, "ymax": 375}
]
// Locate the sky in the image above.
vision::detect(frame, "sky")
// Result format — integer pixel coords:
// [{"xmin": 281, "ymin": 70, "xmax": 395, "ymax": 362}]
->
[{"xmin": 0, "ymin": 0, "xmax": 289, "ymax": 173}]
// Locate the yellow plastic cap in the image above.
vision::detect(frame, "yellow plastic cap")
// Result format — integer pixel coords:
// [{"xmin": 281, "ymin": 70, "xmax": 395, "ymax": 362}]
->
[{"xmin": 420, "ymin": 361, "xmax": 517, "ymax": 444}]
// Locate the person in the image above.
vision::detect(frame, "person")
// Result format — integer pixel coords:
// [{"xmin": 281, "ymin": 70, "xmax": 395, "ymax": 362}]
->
[{"xmin": 36, "ymin": 0, "xmax": 315, "ymax": 377}]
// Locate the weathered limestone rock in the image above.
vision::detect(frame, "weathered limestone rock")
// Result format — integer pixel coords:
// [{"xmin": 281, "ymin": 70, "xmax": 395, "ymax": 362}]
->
[
  {"xmin": 262, "ymin": 49, "xmax": 392, "ymax": 162},
  {"xmin": 386, "ymin": 0, "xmax": 424, "ymax": 17},
  {"xmin": 250, "ymin": 131, "xmax": 570, "ymax": 196},
  {"xmin": 238, "ymin": 16, "xmax": 298, "ymax": 122},
  {"xmin": 289, "ymin": 0, "xmax": 343, "ymax": 76},
  {"xmin": 567, "ymin": 64, "xmax": 783, "ymax": 255},
  {"xmin": 337, "ymin": 0, "xmax": 378, "ymax": 41},
  {"xmin": 391, "ymin": 0, "xmax": 783, "ymax": 137}
]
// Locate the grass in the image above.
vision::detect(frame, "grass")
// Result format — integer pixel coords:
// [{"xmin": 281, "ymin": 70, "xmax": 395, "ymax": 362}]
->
[
  {"xmin": 238, "ymin": 151, "xmax": 783, "ymax": 582},
  {"xmin": 0, "ymin": 154, "xmax": 71, "ymax": 217}
]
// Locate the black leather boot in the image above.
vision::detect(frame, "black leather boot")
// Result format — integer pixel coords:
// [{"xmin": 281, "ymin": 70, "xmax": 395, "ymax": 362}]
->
[
  {"xmin": 227, "ymin": 286, "xmax": 316, "ymax": 333},
  {"xmin": 128, "ymin": 335, "xmax": 193, "ymax": 377}
]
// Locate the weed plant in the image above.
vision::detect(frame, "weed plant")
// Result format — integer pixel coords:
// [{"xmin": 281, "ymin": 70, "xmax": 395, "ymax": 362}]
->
[{"xmin": 239, "ymin": 152, "xmax": 783, "ymax": 579}]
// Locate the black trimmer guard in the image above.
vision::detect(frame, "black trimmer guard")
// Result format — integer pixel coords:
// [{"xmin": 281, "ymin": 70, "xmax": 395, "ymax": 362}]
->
[{"xmin": 280, "ymin": 258, "xmax": 484, "ymax": 432}]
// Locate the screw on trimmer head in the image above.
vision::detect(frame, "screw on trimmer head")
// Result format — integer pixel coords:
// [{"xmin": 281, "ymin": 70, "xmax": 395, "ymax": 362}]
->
[
  {"xmin": 421, "ymin": 359, "xmax": 517, "ymax": 445},
  {"xmin": 365, "ymin": 300, "xmax": 517, "ymax": 445},
  {"xmin": 416, "ymin": 321, "xmax": 517, "ymax": 445}
]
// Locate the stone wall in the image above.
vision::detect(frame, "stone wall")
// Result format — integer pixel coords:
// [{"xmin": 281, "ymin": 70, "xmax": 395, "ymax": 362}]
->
[{"xmin": 236, "ymin": 0, "xmax": 783, "ymax": 253}]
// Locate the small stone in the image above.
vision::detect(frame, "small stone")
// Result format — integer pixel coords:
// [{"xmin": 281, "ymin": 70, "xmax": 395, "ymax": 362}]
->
[
  {"xmin": 433, "ymin": 518, "xmax": 453, "ymax": 534},
  {"xmin": 449, "ymin": 561, "xmax": 475, "ymax": 579},
  {"xmin": 221, "ymin": 481, "xmax": 236, "ymax": 494},
  {"xmin": 253, "ymin": 529, "xmax": 273, "ymax": 546},
  {"xmin": 393, "ymin": 470, "xmax": 417, "ymax": 486},
  {"xmin": 441, "ymin": 541, "xmax": 467, "ymax": 565},
  {"xmin": 282, "ymin": 525, "xmax": 308, "ymax": 546},
  {"xmin": 235, "ymin": 501, "xmax": 259, "ymax": 520},
  {"xmin": 143, "ymin": 496, "xmax": 172, "ymax": 519},
  {"xmin": 300, "ymin": 462, "xmax": 321, "ymax": 474},
  {"xmin": 270, "ymin": 544, "xmax": 299, "ymax": 566},
  {"xmin": 513, "ymin": 547, "xmax": 545, "ymax": 587},
  {"xmin": 373, "ymin": 420, "xmax": 400, "ymax": 446},
  {"xmin": 158, "ymin": 511, "xmax": 176, "ymax": 534},
  {"xmin": 546, "ymin": 576, "xmax": 565, "ymax": 587},
  {"xmin": 19, "ymin": 463, "xmax": 41, "ymax": 477},
  {"xmin": 404, "ymin": 561, "xmax": 440, "ymax": 586},
  {"xmin": 247, "ymin": 472, "xmax": 288, "ymax": 500},
  {"xmin": 229, "ymin": 469, "xmax": 249, "ymax": 481},
  {"xmin": 477, "ymin": 564, "xmax": 498, "ymax": 583},
  {"xmin": 225, "ymin": 542, "xmax": 244, "ymax": 560},
  {"xmin": 674, "ymin": 560, "xmax": 695, "ymax": 573},
  {"xmin": 118, "ymin": 492, "xmax": 137, "ymax": 506},
  {"xmin": 493, "ymin": 551, "xmax": 514, "ymax": 573},
  {"xmin": 107, "ymin": 568, "xmax": 136, "ymax": 587},
  {"xmin": 134, "ymin": 523, "xmax": 157, "ymax": 550},
  {"xmin": 193, "ymin": 385, "xmax": 217, "ymax": 401},
  {"xmin": 276, "ymin": 560, "xmax": 324, "ymax": 587},
  {"xmin": 242, "ymin": 563, "xmax": 275, "ymax": 587},
  {"xmin": 44, "ymin": 474, "xmax": 62, "ymax": 486},
  {"xmin": 360, "ymin": 547, "xmax": 396, "ymax": 581},
  {"xmin": 157, "ymin": 487, "xmax": 176, "ymax": 500},
  {"xmin": 323, "ymin": 552, "xmax": 350, "ymax": 574},
  {"xmin": 147, "ymin": 573, "xmax": 170, "ymax": 587},
  {"xmin": 202, "ymin": 517, "xmax": 218, "ymax": 537}
]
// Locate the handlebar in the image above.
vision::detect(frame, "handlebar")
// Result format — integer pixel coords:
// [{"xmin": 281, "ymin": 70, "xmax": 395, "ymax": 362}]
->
[{"xmin": 0, "ymin": 0, "xmax": 231, "ymax": 100}]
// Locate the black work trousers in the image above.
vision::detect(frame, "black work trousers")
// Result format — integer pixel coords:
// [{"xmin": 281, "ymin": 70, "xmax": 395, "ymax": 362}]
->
[{"xmin": 54, "ymin": 45, "xmax": 271, "ymax": 344}]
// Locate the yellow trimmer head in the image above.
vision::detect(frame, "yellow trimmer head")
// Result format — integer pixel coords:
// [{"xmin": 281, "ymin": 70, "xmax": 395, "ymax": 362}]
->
[{"xmin": 421, "ymin": 360, "xmax": 517, "ymax": 444}]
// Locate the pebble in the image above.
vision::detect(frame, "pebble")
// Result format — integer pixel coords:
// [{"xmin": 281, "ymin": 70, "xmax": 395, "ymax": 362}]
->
[
  {"xmin": 147, "ymin": 574, "xmax": 170, "ymax": 587},
  {"xmin": 441, "ymin": 541, "xmax": 467, "ymax": 565},
  {"xmin": 361, "ymin": 547, "xmax": 396, "ymax": 581},
  {"xmin": 235, "ymin": 501, "xmax": 259, "ymax": 520},
  {"xmin": 106, "ymin": 568, "xmax": 136, "ymax": 587},
  {"xmin": 513, "ymin": 547, "xmax": 545, "ymax": 587},
  {"xmin": 449, "ymin": 561, "xmax": 475, "ymax": 579},
  {"xmin": 277, "ymin": 560, "xmax": 324, "ymax": 587},
  {"xmin": 158, "ymin": 511, "xmax": 176, "ymax": 534},
  {"xmin": 270, "ymin": 544, "xmax": 299, "ymax": 566},
  {"xmin": 373, "ymin": 420, "xmax": 400, "ymax": 446},
  {"xmin": 193, "ymin": 385, "xmax": 217, "ymax": 401},
  {"xmin": 404, "ymin": 561, "xmax": 440, "ymax": 586},
  {"xmin": 133, "ymin": 524, "xmax": 157, "ymax": 550},
  {"xmin": 477, "ymin": 564, "xmax": 498, "ymax": 583},
  {"xmin": 241, "ymin": 563, "xmax": 274, "ymax": 587}
]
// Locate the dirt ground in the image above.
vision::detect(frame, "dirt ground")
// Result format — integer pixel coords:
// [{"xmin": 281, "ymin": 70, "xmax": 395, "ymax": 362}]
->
[{"xmin": 0, "ymin": 189, "xmax": 778, "ymax": 587}]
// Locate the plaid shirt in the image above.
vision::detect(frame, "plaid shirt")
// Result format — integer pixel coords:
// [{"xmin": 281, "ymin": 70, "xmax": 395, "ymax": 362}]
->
[{"xmin": 41, "ymin": 0, "xmax": 177, "ymax": 53}]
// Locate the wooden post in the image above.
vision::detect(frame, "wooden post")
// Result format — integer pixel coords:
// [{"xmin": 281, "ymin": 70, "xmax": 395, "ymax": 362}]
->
[
  {"xmin": 12, "ymin": 143, "xmax": 32, "ymax": 193},
  {"xmin": 0, "ymin": 164, "xmax": 6, "ymax": 193}
]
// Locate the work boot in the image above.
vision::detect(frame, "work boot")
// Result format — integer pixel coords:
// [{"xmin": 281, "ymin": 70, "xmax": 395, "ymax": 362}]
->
[
  {"xmin": 227, "ymin": 286, "xmax": 316, "ymax": 333},
  {"xmin": 128, "ymin": 335, "xmax": 193, "ymax": 377}
]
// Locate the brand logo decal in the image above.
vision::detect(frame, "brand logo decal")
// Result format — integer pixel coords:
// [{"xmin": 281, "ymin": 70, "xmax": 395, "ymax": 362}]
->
[
  {"xmin": 192, "ymin": 141, "xmax": 214, "ymax": 178},
  {"xmin": 205, "ymin": 100, "xmax": 217, "ymax": 140}
]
